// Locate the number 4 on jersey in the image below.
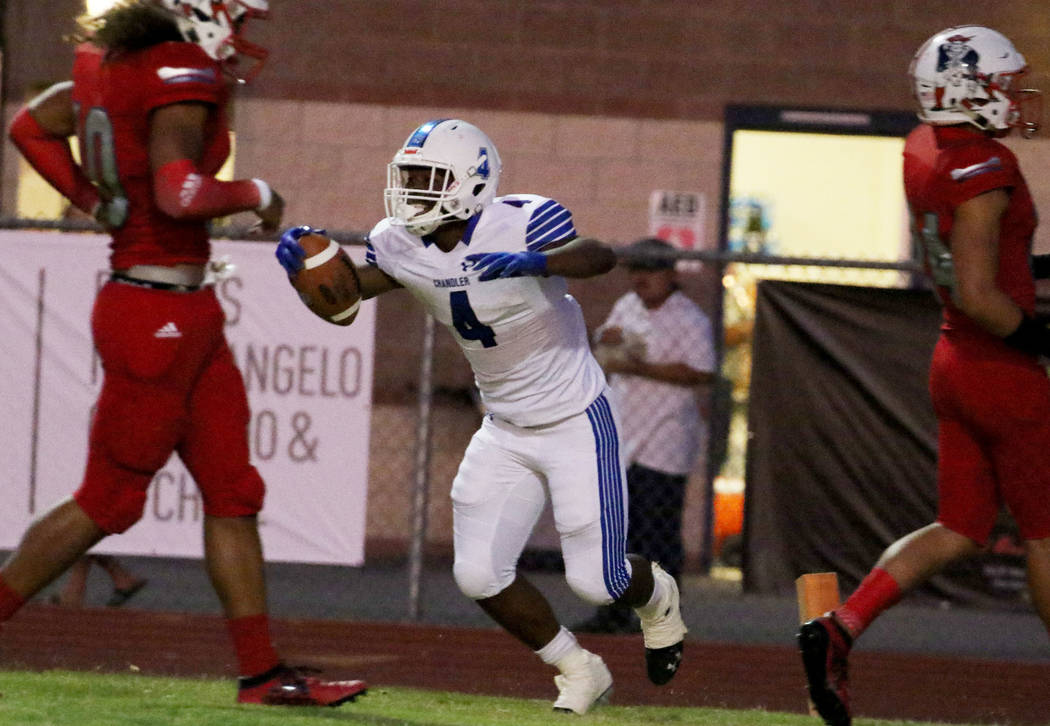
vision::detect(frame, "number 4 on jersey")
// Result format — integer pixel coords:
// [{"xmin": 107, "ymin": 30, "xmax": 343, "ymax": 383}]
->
[{"xmin": 449, "ymin": 290, "xmax": 496, "ymax": 348}]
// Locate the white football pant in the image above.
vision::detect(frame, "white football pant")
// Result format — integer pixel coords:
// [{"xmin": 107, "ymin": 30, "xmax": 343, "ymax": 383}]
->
[{"xmin": 451, "ymin": 391, "xmax": 632, "ymax": 605}]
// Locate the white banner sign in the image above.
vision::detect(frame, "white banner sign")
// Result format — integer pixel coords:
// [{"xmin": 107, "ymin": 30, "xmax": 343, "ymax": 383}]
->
[{"xmin": 0, "ymin": 231, "xmax": 375, "ymax": 565}]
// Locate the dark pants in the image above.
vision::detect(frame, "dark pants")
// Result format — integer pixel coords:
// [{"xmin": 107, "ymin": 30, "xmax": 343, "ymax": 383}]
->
[
  {"xmin": 574, "ymin": 462, "xmax": 688, "ymax": 633},
  {"xmin": 626, "ymin": 463, "xmax": 687, "ymax": 581}
]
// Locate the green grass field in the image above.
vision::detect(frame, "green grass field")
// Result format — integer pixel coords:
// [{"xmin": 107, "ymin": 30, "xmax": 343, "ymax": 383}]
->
[{"xmin": 0, "ymin": 670, "xmax": 973, "ymax": 726}]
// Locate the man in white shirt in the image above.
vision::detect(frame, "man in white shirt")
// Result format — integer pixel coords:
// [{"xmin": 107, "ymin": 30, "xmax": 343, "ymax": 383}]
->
[{"xmin": 577, "ymin": 237, "xmax": 716, "ymax": 633}]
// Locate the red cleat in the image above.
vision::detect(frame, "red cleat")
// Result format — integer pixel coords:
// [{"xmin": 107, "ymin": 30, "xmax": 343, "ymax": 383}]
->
[
  {"xmin": 798, "ymin": 614, "xmax": 853, "ymax": 726},
  {"xmin": 237, "ymin": 664, "xmax": 367, "ymax": 707}
]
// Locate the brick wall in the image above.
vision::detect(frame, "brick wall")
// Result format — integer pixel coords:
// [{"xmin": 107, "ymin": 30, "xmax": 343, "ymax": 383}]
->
[{"xmin": 6, "ymin": 1, "xmax": 1050, "ymax": 117}]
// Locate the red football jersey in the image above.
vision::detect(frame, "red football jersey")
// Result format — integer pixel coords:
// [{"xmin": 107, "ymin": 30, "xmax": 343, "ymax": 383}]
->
[
  {"xmin": 903, "ymin": 124, "xmax": 1037, "ymax": 339},
  {"xmin": 71, "ymin": 41, "xmax": 232, "ymax": 268}
]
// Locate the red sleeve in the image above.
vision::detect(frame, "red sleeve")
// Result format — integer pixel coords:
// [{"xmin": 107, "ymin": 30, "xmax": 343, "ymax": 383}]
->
[
  {"xmin": 141, "ymin": 45, "xmax": 260, "ymax": 219},
  {"xmin": 8, "ymin": 106, "xmax": 99, "ymax": 215},
  {"xmin": 153, "ymin": 158, "xmax": 263, "ymax": 219},
  {"xmin": 140, "ymin": 42, "xmax": 226, "ymax": 112},
  {"xmin": 941, "ymin": 141, "xmax": 1018, "ymax": 207}
]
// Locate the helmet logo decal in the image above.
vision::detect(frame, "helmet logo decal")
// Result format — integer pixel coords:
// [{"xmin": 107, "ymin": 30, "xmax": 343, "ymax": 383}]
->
[
  {"xmin": 476, "ymin": 147, "xmax": 491, "ymax": 180},
  {"xmin": 933, "ymin": 35, "xmax": 979, "ymax": 110}
]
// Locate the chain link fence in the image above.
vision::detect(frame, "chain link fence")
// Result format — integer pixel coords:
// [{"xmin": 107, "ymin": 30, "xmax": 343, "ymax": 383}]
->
[
  {"xmin": 1, "ymin": 217, "xmax": 924, "ymax": 616},
  {"xmin": 359, "ymin": 234, "xmax": 926, "ymax": 597}
]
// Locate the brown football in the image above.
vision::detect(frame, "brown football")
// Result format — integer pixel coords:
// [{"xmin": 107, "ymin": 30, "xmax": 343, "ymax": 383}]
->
[{"xmin": 290, "ymin": 233, "xmax": 361, "ymax": 326}]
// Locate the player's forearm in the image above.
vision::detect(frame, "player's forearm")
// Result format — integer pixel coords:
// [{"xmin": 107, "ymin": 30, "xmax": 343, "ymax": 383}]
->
[
  {"xmin": 153, "ymin": 159, "xmax": 267, "ymax": 220},
  {"xmin": 620, "ymin": 360, "xmax": 712, "ymax": 386},
  {"xmin": 953, "ymin": 275, "xmax": 1050, "ymax": 356},
  {"xmin": 356, "ymin": 264, "xmax": 403, "ymax": 299},
  {"xmin": 8, "ymin": 104, "xmax": 98, "ymax": 215},
  {"xmin": 953, "ymin": 286, "xmax": 1025, "ymax": 337},
  {"xmin": 543, "ymin": 237, "xmax": 616, "ymax": 278},
  {"xmin": 950, "ymin": 189, "xmax": 1016, "ymax": 337}
]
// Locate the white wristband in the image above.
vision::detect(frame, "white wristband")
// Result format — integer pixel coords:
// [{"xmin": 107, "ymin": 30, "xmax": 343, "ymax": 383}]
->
[{"xmin": 251, "ymin": 178, "xmax": 273, "ymax": 211}]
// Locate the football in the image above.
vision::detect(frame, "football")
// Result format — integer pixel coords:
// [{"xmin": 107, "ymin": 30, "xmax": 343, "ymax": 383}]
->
[{"xmin": 289, "ymin": 233, "xmax": 361, "ymax": 326}]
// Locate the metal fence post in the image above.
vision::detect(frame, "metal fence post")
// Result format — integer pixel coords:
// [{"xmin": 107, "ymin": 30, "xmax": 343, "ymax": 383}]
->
[{"xmin": 407, "ymin": 313, "xmax": 435, "ymax": 621}]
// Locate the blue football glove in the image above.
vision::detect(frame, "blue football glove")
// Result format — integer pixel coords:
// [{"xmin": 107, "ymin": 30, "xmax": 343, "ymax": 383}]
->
[
  {"xmin": 465, "ymin": 251, "xmax": 548, "ymax": 281},
  {"xmin": 276, "ymin": 225, "xmax": 325, "ymax": 276}
]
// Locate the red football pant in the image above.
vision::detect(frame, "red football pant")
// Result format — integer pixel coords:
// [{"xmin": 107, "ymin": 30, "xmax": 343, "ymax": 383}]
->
[
  {"xmin": 930, "ymin": 333, "xmax": 1050, "ymax": 543},
  {"xmin": 75, "ymin": 281, "xmax": 264, "ymax": 534}
]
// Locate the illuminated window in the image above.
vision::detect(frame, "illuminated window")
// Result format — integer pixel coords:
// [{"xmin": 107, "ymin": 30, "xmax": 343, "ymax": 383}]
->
[
  {"xmin": 16, "ymin": 154, "xmax": 69, "ymax": 220},
  {"xmin": 721, "ymin": 106, "xmax": 919, "ymax": 288},
  {"xmin": 85, "ymin": 0, "xmax": 121, "ymax": 16}
]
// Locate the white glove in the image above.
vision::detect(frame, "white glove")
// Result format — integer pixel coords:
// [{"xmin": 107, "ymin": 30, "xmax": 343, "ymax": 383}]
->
[{"xmin": 203, "ymin": 255, "xmax": 237, "ymax": 286}]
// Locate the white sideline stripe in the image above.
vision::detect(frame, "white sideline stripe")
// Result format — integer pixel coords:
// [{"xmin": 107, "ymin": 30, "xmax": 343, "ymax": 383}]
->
[
  {"xmin": 303, "ymin": 239, "xmax": 341, "ymax": 270},
  {"xmin": 330, "ymin": 299, "xmax": 361, "ymax": 322}
]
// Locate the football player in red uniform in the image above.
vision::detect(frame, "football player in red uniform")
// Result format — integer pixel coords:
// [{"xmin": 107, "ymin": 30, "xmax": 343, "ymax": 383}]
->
[
  {"xmin": 2, "ymin": 0, "xmax": 365, "ymax": 707},
  {"xmin": 798, "ymin": 26, "xmax": 1049, "ymax": 726}
]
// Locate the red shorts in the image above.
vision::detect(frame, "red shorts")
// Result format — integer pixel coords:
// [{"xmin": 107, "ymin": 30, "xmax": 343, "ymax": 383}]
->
[
  {"xmin": 930, "ymin": 332, "xmax": 1050, "ymax": 542},
  {"xmin": 74, "ymin": 280, "xmax": 264, "ymax": 533}
]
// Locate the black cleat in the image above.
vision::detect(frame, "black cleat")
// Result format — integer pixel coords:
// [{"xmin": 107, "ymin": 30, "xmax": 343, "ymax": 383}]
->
[
  {"xmin": 638, "ymin": 564, "xmax": 687, "ymax": 685},
  {"xmin": 798, "ymin": 615, "xmax": 853, "ymax": 726},
  {"xmin": 644, "ymin": 641, "xmax": 684, "ymax": 685}
]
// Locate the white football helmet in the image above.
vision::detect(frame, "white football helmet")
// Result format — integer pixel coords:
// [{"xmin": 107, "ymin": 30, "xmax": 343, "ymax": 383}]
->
[
  {"xmin": 157, "ymin": 0, "xmax": 269, "ymax": 82},
  {"xmin": 909, "ymin": 25, "xmax": 1041, "ymax": 136},
  {"xmin": 384, "ymin": 119, "xmax": 503, "ymax": 236}
]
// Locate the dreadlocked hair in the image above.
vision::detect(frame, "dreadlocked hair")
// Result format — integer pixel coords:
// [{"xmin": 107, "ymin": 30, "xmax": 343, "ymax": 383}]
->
[{"xmin": 71, "ymin": 1, "xmax": 182, "ymax": 54}]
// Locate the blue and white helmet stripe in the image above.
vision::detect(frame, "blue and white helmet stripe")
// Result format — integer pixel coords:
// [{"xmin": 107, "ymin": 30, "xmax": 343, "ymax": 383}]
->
[
  {"xmin": 525, "ymin": 199, "xmax": 577, "ymax": 250},
  {"xmin": 405, "ymin": 119, "xmax": 452, "ymax": 149}
]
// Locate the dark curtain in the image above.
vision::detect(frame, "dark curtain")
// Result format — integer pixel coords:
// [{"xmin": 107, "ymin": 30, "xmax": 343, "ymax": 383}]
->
[{"xmin": 743, "ymin": 280, "xmax": 1029, "ymax": 610}]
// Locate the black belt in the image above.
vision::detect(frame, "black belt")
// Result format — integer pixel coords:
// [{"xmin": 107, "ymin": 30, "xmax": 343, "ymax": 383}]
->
[{"xmin": 110, "ymin": 272, "xmax": 200, "ymax": 293}]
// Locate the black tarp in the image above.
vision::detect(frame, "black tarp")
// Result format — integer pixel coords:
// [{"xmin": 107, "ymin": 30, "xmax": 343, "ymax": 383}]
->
[{"xmin": 743, "ymin": 280, "xmax": 1029, "ymax": 610}]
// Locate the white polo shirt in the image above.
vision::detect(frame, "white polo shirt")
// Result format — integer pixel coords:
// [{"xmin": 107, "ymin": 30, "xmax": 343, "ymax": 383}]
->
[{"xmin": 596, "ymin": 289, "xmax": 715, "ymax": 475}]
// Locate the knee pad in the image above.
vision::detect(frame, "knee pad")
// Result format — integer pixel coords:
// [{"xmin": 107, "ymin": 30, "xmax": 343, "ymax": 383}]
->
[
  {"xmin": 565, "ymin": 569, "xmax": 617, "ymax": 606},
  {"xmin": 75, "ymin": 456, "xmax": 151, "ymax": 534},
  {"xmin": 453, "ymin": 559, "xmax": 511, "ymax": 600},
  {"xmin": 560, "ymin": 521, "xmax": 632, "ymax": 606},
  {"xmin": 200, "ymin": 465, "xmax": 265, "ymax": 518},
  {"xmin": 74, "ymin": 383, "xmax": 184, "ymax": 533},
  {"xmin": 564, "ymin": 552, "xmax": 632, "ymax": 606}
]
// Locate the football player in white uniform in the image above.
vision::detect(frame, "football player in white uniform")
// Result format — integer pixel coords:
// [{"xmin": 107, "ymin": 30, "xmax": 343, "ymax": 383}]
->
[{"xmin": 276, "ymin": 119, "xmax": 687, "ymax": 714}]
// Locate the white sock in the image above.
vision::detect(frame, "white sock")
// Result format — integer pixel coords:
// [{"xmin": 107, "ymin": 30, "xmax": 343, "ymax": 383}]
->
[{"xmin": 535, "ymin": 626, "xmax": 584, "ymax": 670}]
